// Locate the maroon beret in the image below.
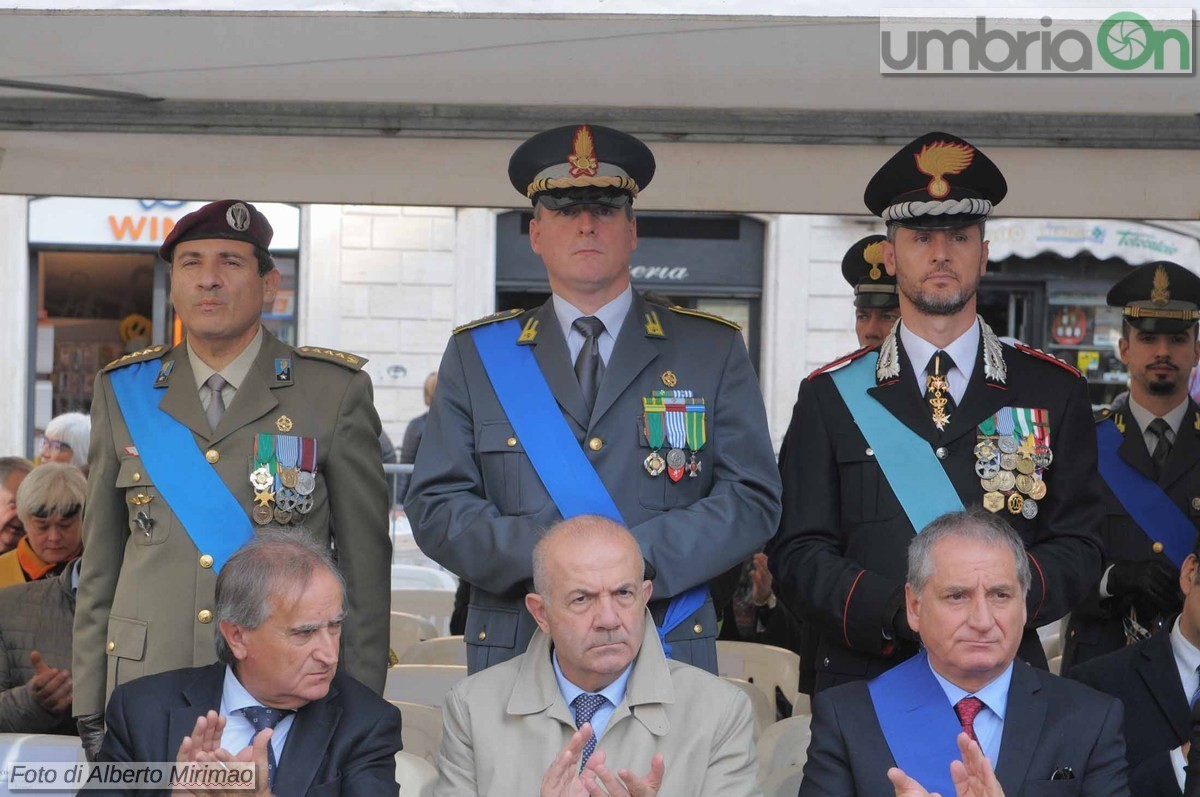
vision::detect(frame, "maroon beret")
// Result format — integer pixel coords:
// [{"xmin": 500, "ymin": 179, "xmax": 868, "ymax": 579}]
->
[{"xmin": 159, "ymin": 200, "xmax": 274, "ymax": 261}]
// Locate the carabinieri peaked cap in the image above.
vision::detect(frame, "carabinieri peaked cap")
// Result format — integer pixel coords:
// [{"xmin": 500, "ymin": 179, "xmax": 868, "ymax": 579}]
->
[
  {"xmin": 1107, "ymin": 261, "xmax": 1200, "ymax": 334},
  {"xmin": 508, "ymin": 124, "xmax": 656, "ymax": 210},
  {"xmin": 864, "ymin": 132, "xmax": 1007, "ymax": 230},
  {"xmin": 159, "ymin": 200, "xmax": 274, "ymax": 262},
  {"xmin": 841, "ymin": 234, "xmax": 899, "ymax": 309}
]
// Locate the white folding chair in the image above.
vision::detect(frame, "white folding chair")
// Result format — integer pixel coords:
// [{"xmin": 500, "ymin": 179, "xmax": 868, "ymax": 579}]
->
[
  {"xmin": 790, "ymin": 693, "xmax": 812, "ymax": 716},
  {"xmin": 723, "ymin": 676, "xmax": 775, "ymax": 736},
  {"xmin": 398, "ymin": 636, "xmax": 468, "ymax": 666},
  {"xmin": 391, "ymin": 589, "xmax": 457, "ymax": 636},
  {"xmin": 756, "ymin": 715, "xmax": 812, "ymax": 783},
  {"xmin": 391, "ymin": 564, "xmax": 458, "ymax": 591},
  {"xmin": 390, "ymin": 701, "xmax": 444, "ymax": 764},
  {"xmin": 760, "ymin": 763, "xmax": 804, "ymax": 797},
  {"xmin": 0, "ymin": 734, "xmax": 86, "ymax": 797},
  {"xmin": 390, "ymin": 611, "xmax": 440, "ymax": 661},
  {"xmin": 718, "ymin": 640, "xmax": 801, "ymax": 714},
  {"xmin": 395, "ymin": 749, "xmax": 438, "ymax": 797},
  {"xmin": 385, "ymin": 664, "xmax": 468, "ymax": 708}
]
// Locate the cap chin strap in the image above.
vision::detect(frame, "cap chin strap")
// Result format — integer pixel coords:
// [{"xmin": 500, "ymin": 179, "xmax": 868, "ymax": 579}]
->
[{"xmin": 882, "ymin": 197, "xmax": 992, "ymax": 222}]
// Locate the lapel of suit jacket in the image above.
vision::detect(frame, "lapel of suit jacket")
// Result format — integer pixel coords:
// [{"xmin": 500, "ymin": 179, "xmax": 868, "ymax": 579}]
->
[
  {"xmin": 170, "ymin": 665, "xmax": 227, "ymax": 761},
  {"xmin": 1114, "ymin": 406, "xmax": 1157, "ymax": 481},
  {"xmin": 1139, "ymin": 627, "xmax": 1191, "ymax": 742},
  {"xmin": 590, "ymin": 294, "xmax": 659, "ymax": 428},
  {"xmin": 867, "ymin": 337, "xmax": 939, "ymax": 446},
  {"xmin": 528, "ymin": 301, "xmax": 591, "ymax": 431},
  {"xmin": 156, "ymin": 345, "xmax": 213, "ymax": 442},
  {"xmin": 208, "ymin": 330, "xmax": 284, "ymax": 447},
  {"xmin": 1160, "ymin": 402, "xmax": 1200, "ymax": 490},
  {"xmin": 273, "ymin": 681, "xmax": 342, "ymax": 796},
  {"xmin": 994, "ymin": 663, "xmax": 1047, "ymax": 794},
  {"xmin": 508, "ymin": 628, "xmax": 577, "ymax": 730}
]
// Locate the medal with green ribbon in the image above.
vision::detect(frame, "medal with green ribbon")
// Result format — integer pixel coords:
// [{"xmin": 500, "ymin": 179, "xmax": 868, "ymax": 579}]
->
[
  {"xmin": 685, "ymin": 400, "xmax": 706, "ymax": 478},
  {"xmin": 250, "ymin": 434, "xmax": 278, "ymax": 525},
  {"xmin": 642, "ymin": 397, "xmax": 666, "ymax": 477}
]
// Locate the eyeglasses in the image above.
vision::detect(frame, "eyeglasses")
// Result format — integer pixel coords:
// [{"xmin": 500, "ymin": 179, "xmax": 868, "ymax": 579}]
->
[{"xmin": 41, "ymin": 439, "xmax": 72, "ymax": 454}]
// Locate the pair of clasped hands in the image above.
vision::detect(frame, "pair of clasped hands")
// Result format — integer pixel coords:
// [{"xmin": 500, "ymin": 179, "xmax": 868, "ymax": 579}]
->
[
  {"xmin": 541, "ymin": 722, "xmax": 664, "ymax": 797},
  {"xmin": 889, "ymin": 733, "xmax": 1005, "ymax": 797},
  {"xmin": 173, "ymin": 711, "xmax": 275, "ymax": 797}
]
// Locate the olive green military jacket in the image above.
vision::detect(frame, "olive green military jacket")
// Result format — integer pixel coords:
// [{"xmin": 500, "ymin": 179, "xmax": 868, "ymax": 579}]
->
[{"xmin": 73, "ymin": 330, "xmax": 390, "ymax": 716}]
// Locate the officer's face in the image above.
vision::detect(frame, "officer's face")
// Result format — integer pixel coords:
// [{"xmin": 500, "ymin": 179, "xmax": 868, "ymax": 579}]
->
[
  {"xmin": 906, "ymin": 535, "xmax": 1026, "ymax": 693},
  {"xmin": 221, "ymin": 567, "xmax": 344, "ymax": 710},
  {"xmin": 1119, "ymin": 325, "xmax": 1200, "ymax": 400},
  {"xmin": 529, "ymin": 204, "xmax": 636, "ymax": 308},
  {"xmin": 526, "ymin": 531, "xmax": 652, "ymax": 693},
  {"xmin": 884, "ymin": 226, "xmax": 988, "ymax": 318},
  {"xmin": 170, "ymin": 239, "xmax": 279, "ymax": 351},
  {"xmin": 855, "ymin": 307, "xmax": 901, "ymax": 348}
]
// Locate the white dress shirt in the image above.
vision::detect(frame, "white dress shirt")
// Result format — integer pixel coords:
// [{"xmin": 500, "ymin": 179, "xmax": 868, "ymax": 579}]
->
[
  {"xmin": 217, "ymin": 665, "xmax": 295, "ymax": 765},
  {"xmin": 900, "ymin": 319, "xmax": 980, "ymax": 405},
  {"xmin": 553, "ymin": 286, "xmax": 633, "ymax": 367}
]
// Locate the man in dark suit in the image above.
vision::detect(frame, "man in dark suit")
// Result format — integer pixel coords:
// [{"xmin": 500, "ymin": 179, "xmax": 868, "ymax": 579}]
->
[
  {"xmin": 1070, "ymin": 536, "xmax": 1200, "ymax": 796},
  {"xmin": 97, "ymin": 530, "xmax": 402, "ymax": 796},
  {"xmin": 407, "ymin": 123, "xmax": 782, "ymax": 674},
  {"xmin": 771, "ymin": 132, "xmax": 1103, "ymax": 693},
  {"xmin": 1063, "ymin": 262, "xmax": 1200, "ymax": 670},
  {"xmin": 801, "ymin": 510, "xmax": 1128, "ymax": 797}
]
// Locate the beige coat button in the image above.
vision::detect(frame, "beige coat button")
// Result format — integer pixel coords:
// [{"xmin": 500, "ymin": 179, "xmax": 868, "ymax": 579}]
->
[
  {"xmin": 589, "ymin": 437, "xmax": 604, "ymax": 451},
  {"xmin": 132, "ymin": 472, "xmax": 141, "ymax": 483},
  {"xmin": 478, "ymin": 630, "xmax": 487, "ymax": 641},
  {"xmin": 107, "ymin": 641, "xmax": 115, "ymax": 652},
  {"xmin": 1152, "ymin": 542, "xmax": 1164, "ymax": 554},
  {"xmin": 693, "ymin": 623, "xmax": 703, "ymax": 634},
  {"xmin": 506, "ymin": 437, "xmax": 517, "ymax": 448},
  {"xmin": 199, "ymin": 554, "xmax": 214, "ymax": 569},
  {"xmin": 205, "ymin": 449, "xmax": 220, "ymax": 464},
  {"xmin": 197, "ymin": 610, "xmax": 213, "ymax": 624}
]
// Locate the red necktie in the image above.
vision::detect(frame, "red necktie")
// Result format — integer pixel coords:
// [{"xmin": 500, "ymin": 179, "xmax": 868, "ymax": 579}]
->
[{"xmin": 954, "ymin": 696, "xmax": 984, "ymax": 742}]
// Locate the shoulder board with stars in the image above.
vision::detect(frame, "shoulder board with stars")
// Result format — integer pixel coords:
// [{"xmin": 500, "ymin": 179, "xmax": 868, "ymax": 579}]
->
[
  {"xmin": 1094, "ymin": 406, "xmax": 1114, "ymax": 425},
  {"xmin": 807, "ymin": 345, "xmax": 873, "ymax": 380},
  {"xmin": 666, "ymin": 306, "xmax": 741, "ymax": 330},
  {"xmin": 295, "ymin": 347, "xmax": 367, "ymax": 370},
  {"xmin": 1014, "ymin": 343, "xmax": 1082, "ymax": 378},
  {"xmin": 452, "ymin": 308, "xmax": 526, "ymax": 335},
  {"xmin": 101, "ymin": 345, "xmax": 167, "ymax": 373}
]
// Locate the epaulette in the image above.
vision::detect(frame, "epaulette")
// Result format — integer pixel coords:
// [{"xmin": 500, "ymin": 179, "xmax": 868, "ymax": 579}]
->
[
  {"xmin": 295, "ymin": 346, "xmax": 367, "ymax": 371},
  {"xmin": 1094, "ymin": 406, "xmax": 1113, "ymax": 425},
  {"xmin": 101, "ymin": 345, "xmax": 167, "ymax": 373},
  {"xmin": 453, "ymin": 308, "xmax": 526, "ymax": 335},
  {"xmin": 807, "ymin": 345, "xmax": 873, "ymax": 380},
  {"xmin": 666, "ymin": 305, "xmax": 741, "ymax": 330},
  {"xmin": 1014, "ymin": 343, "xmax": 1081, "ymax": 378}
]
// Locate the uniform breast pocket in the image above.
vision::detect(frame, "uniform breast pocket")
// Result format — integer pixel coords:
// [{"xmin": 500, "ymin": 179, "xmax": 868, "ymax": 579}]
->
[
  {"xmin": 834, "ymin": 433, "xmax": 904, "ymax": 524},
  {"xmin": 477, "ymin": 421, "xmax": 548, "ymax": 516},
  {"xmin": 116, "ymin": 458, "xmax": 170, "ymax": 546}
]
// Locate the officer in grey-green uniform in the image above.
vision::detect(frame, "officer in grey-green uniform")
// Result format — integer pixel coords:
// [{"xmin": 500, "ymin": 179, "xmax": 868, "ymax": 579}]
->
[{"xmin": 73, "ymin": 200, "xmax": 390, "ymax": 757}]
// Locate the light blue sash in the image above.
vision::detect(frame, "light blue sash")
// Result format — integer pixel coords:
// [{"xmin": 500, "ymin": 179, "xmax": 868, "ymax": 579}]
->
[
  {"xmin": 830, "ymin": 353, "xmax": 964, "ymax": 532},
  {"xmin": 471, "ymin": 319, "xmax": 707, "ymax": 653},
  {"xmin": 868, "ymin": 651, "xmax": 963, "ymax": 797},
  {"xmin": 108, "ymin": 360, "xmax": 253, "ymax": 572},
  {"xmin": 1097, "ymin": 421, "xmax": 1195, "ymax": 567}
]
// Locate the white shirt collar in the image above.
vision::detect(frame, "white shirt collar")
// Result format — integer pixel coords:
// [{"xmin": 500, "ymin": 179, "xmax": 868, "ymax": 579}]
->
[
  {"xmin": 899, "ymin": 319, "xmax": 980, "ymax": 402},
  {"xmin": 1170, "ymin": 616, "xmax": 1200, "ymax": 700},
  {"xmin": 928, "ymin": 658, "xmax": 1014, "ymax": 721},
  {"xmin": 1127, "ymin": 394, "xmax": 1190, "ymax": 438}
]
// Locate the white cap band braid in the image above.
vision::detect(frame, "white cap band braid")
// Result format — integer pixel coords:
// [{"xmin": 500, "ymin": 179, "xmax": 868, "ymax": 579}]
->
[{"xmin": 881, "ymin": 197, "xmax": 993, "ymax": 222}]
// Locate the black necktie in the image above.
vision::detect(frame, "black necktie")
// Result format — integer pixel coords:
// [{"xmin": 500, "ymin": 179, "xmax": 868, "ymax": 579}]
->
[
  {"xmin": 573, "ymin": 316, "xmax": 606, "ymax": 416},
  {"xmin": 240, "ymin": 705, "xmax": 292, "ymax": 787},
  {"xmin": 924, "ymin": 350, "xmax": 957, "ymax": 432},
  {"xmin": 1149, "ymin": 417, "xmax": 1173, "ymax": 477}
]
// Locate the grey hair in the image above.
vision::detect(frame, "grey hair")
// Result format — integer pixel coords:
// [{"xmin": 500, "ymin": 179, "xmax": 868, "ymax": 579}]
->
[
  {"xmin": 44, "ymin": 413, "xmax": 91, "ymax": 470},
  {"xmin": 0, "ymin": 457, "xmax": 33, "ymax": 484},
  {"xmin": 213, "ymin": 528, "xmax": 346, "ymax": 665},
  {"xmin": 907, "ymin": 509, "xmax": 1031, "ymax": 595},
  {"xmin": 531, "ymin": 515, "xmax": 644, "ymax": 598},
  {"xmin": 16, "ymin": 463, "xmax": 86, "ymax": 525}
]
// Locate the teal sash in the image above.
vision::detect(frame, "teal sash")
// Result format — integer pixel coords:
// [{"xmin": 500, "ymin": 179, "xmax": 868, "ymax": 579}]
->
[
  {"xmin": 829, "ymin": 353, "xmax": 964, "ymax": 533},
  {"xmin": 108, "ymin": 361, "xmax": 253, "ymax": 572},
  {"xmin": 868, "ymin": 651, "xmax": 963, "ymax": 797},
  {"xmin": 1097, "ymin": 421, "xmax": 1195, "ymax": 567}
]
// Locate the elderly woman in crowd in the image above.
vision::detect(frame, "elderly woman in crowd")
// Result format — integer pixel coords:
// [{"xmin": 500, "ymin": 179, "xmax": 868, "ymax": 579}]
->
[
  {"xmin": 40, "ymin": 412, "xmax": 90, "ymax": 473},
  {"xmin": 0, "ymin": 464, "xmax": 85, "ymax": 588}
]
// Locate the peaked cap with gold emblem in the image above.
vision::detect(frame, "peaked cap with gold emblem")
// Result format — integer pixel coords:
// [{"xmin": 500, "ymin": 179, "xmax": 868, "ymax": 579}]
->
[
  {"xmin": 841, "ymin": 234, "xmax": 898, "ymax": 309},
  {"xmin": 1107, "ymin": 261, "xmax": 1200, "ymax": 333},
  {"xmin": 864, "ymin": 132, "xmax": 1007, "ymax": 230},
  {"xmin": 508, "ymin": 124, "xmax": 655, "ymax": 210}
]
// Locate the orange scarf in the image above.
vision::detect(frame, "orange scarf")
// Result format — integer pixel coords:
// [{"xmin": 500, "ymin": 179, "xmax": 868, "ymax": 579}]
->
[{"xmin": 16, "ymin": 536, "xmax": 59, "ymax": 581}]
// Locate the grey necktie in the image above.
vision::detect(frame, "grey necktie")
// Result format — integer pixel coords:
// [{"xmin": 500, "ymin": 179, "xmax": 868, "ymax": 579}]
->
[
  {"xmin": 240, "ymin": 705, "xmax": 292, "ymax": 788},
  {"xmin": 205, "ymin": 373, "xmax": 227, "ymax": 433},
  {"xmin": 573, "ymin": 316, "xmax": 606, "ymax": 416},
  {"xmin": 1149, "ymin": 417, "xmax": 1173, "ymax": 476},
  {"xmin": 572, "ymin": 692, "xmax": 607, "ymax": 768}
]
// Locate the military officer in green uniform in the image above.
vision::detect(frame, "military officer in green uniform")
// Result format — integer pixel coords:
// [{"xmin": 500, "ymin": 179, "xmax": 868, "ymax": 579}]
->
[
  {"xmin": 843, "ymin": 234, "xmax": 901, "ymax": 348},
  {"xmin": 72, "ymin": 200, "xmax": 390, "ymax": 757},
  {"xmin": 406, "ymin": 124, "xmax": 782, "ymax": 674}
]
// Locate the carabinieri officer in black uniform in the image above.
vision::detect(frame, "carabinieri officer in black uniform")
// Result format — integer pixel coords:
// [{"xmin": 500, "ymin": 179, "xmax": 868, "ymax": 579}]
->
[
  {"xmin": 770, "ymin": 132, "xmax": 1104, "ymax": 693},
  {"xmin": 843, "ymin": 234, "xmax": 902, "ymax": 348}
]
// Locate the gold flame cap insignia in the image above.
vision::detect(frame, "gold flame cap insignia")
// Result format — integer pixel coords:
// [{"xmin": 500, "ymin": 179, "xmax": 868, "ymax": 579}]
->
[
  {"xmin": 567, "ymin": 125, "xmax": 599, "ymax": 178},
  {"xmin": 915, "ymin": 141, "xmax": 974, "ymax": 200},
  {"xmin": 1152, "ymin": 264, "xmax": 1171, "ymax": 306}
]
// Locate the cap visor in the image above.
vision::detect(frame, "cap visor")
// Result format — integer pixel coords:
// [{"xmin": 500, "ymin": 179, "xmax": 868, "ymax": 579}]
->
[{"xmin": 535, "ymin": 190, "xmax": 631, "ymax": 210}]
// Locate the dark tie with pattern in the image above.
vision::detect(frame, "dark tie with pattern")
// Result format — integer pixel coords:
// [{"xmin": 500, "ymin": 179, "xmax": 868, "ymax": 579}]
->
[
  {"xmin": 205, "ymin": 373, "xmax": 227, "ymax": 433},
  {"xmin": 572, "ymin": 692, "xmax": 607, "ymax": 768},
  {"xmin": 924, "ymin": 351, "xmax": 957, "ymax": 432},
  {"xmin": 1149, "ymin": 417, "xmax": 1173, "ymax": 477},
  {"xmin": 573, "ymin": 316, "xmax": 607, "ymax": 416},
  {"xmin": 954, "ymin": 696, "xmax": 984, "ymax": 743},
  {"xmin": 240, "ymin": 705, "xmax": 292, "ymax": 787}
]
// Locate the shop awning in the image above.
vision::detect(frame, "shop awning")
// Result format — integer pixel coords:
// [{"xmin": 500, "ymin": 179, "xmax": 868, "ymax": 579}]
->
[{"xmin": 987, "ymin": 219, "xmax": 1200, "ymax": 270}]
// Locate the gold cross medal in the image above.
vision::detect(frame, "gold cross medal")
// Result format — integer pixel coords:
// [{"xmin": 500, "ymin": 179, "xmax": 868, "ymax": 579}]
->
[{"xmin": 927, "ymin": 372, "xmax": 951, "ymax": 431}]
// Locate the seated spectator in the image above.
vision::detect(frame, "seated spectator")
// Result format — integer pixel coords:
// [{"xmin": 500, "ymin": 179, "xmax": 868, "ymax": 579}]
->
[
  {"xmin": 0, "ymin": 463, "xmax": 84, "ymax": 588},
  {"xmin": 433, "ymin": 515, "xmax": 761, "ymax": 797},
  {"xmin": 0, "ymin": 554, "xmax": 78, "ymax": 734},
  {"xmin": 41, "ymin": 412, "xmax": 90, "ymax": 472},
  {"xmin": 0, "ymin": 457, "xmax": 33, "ymax": 554},
  {"xmin": 800, "ymin": 509, "xmax": 1128, "ymax": 796},
  {"xmin": 98, "ymin": 529, "xmax": 402, "ymax": 796}
]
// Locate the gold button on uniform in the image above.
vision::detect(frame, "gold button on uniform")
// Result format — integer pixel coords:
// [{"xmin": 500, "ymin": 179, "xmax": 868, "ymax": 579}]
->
[
  {"xmin": 693, "ymin": 623, "xmax": 703, "ymax": 634},
  {"xmin": 107, "ymin": 641, "xmax": 115, "ymax": 652},
  {"xmin": 132, "ymin": 472, "xmax": 141, "ymax": 483},
  {"xmin": 1192, "ymin": 497, "xmax": 1200, "ymax": 511},
  {"xmin": 1152, "ymin": 542, "xmax": 1164, "ymax": 554},
  {"xmin": 506, "ymin": 437, "xmax": 517, "ymax": 448},
  {"xmin": 199, "ymin": 554, "xmax": 214, "ymax": 569},
  {"xmin": 205, "ymin": 449, "xmax": 220, "ymax": 464},
  {"xmin": 589, "ymin": 437, "xmax": 604, "ymax": 451},
  {"xmin": 197, "ymin": 610, "xmax": 213, "ymax": 624},
  {"xmin": 477, "ymin": 631, "xmax": 487, "ymax": 641}
]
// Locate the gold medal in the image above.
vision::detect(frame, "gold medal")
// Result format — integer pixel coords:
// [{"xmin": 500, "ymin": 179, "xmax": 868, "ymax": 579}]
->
[
  {"xmin": 273, "ymin": 507, "xmax": 294, "ymax": 525},
  {"xmin": 644, "ymin": 452, "xmax": 666, "ymax": 477},
  {"xmin": 276, "ymin": 415, "xmax": 294, "ymax": 432},
  {"xmin": 1007, "ymin": 492, "xmax": 1024, "ymax": 515},
  {"xmin": 994, "ymin": 471, "xmax": 1016, "ymax": 492},
  {"xmin": 254, "ymin": 489, "xmax": 275, "ymax": 507},
  {"xmin": 983, "ymin": 491, "xmax": 1006, "ymax": 513},
  {"xmin": 1016, "ymin": 457, "xmax": 1036, "ymax": 475},
  {"xmin": 252, "ymin": 505, "xmax": 273, "ymax": 525},
  {"xmin": 280, "ymin": 467, "xmax": 299, "ymax": 489},
  {"xmin": 999, "ymin": 453, "xmax": 1018, "ymax": 471},
  {"xmin": 1015, "ymin": 473, "xmax": 1034, "ymax": 495},
  {"xmin": 1029, "ymin": 479, "xmax": 1047, "ymax": 500}
]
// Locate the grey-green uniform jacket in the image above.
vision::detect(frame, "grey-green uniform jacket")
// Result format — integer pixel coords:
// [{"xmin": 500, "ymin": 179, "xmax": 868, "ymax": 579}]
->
[{"xmin": 73, "ymin": 330, "xmax": 390, "ymax": 716}]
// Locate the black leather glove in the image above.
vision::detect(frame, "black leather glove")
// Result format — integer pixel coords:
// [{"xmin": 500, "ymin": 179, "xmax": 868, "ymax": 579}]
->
[
  {"xmin": 1107, "ymin": 559, "xmax": 1181, "ymax": 615},
  {"xmin": 891, "ymin": 605, "xmax": 919, "ymax": 643},
  {"xmin": 77, "ymin": 713, "xmax": 105, "ymax": 762}
]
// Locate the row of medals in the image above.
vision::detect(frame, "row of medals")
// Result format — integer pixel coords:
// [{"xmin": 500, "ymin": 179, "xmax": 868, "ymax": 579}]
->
[
  {"xmin": 974, "ymin": 435, "xmax": 1052, "ymax": 519},
  {"xmin": 644, "ymin": 447, "xmax": 701, "ymax": 481},
  {"xmin": 248, "ymin": 464, "xmax": 316, "ymax": 525}
]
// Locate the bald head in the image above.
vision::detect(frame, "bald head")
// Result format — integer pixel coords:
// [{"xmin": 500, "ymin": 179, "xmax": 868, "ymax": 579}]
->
[{"xmin": 532, "ymin": 515, "xmax": 644, "ymax": 599}]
